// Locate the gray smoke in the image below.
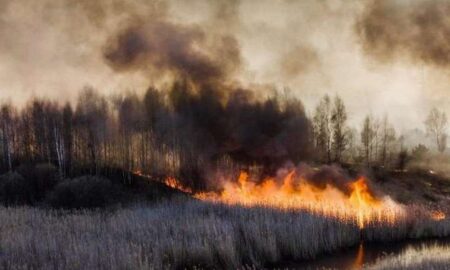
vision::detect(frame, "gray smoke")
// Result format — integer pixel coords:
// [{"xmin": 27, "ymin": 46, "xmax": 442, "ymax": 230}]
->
[
  {"xmin": 103, "ymin": 20, "xmax": 241, "ymax": 87},
  {"xmin": 356, "ymin": 0, "xmax": 450, "ymax": 67}
]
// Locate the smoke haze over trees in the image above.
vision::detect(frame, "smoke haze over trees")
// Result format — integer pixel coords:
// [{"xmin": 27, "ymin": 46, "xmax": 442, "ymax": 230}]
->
[
  {"xmin": 425, "ymin": 108, "xmax": 448, "ymax": 153},
  {"xmin": 1, "ymin": 89, "xmax": 444, "ymax": 189}
]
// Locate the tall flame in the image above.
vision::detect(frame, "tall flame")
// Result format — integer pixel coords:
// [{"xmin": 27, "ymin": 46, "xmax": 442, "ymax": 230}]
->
[{"xmin": 348, "ymin": 177, "xmax": 380, "ymax": 228}]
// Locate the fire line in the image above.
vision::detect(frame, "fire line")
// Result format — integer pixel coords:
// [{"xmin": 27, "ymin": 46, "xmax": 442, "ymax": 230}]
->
[{"xmin": 164, "ymin": 171, "xmax": 404, "ymax": 229}]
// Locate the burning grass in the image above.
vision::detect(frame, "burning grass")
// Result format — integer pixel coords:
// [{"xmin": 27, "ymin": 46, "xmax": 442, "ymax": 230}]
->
[
  {"xmin": 168, "ymin": 169, "xmax": 405, "ymax": 229},
  {"xmin": 0, "ymin": 198, "xmax": 449, "ymax": 269}
]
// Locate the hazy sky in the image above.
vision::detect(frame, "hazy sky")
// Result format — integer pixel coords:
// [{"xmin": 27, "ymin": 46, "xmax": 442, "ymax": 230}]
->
[{"xmin": 0, "ymin": 0, "xmax": 449, "ymax": 132}]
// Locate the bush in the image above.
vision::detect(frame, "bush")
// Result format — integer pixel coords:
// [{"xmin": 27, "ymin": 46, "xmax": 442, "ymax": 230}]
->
[
  {"xmin": 46, "ymin": 176, "xmax": 123, "ymax": 209},
  {"xmin": 0, "ymin": 172, "xmax": 33, "ymax": 206},
  {"xmin": 16, "ymin": 163, "xmax": 59, "ymax": 202}
]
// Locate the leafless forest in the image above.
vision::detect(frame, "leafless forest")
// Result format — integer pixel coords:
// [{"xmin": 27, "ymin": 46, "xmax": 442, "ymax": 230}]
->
[{"xmin": 1, "ymin": 87, "xmax": 446, "ymax": 188}]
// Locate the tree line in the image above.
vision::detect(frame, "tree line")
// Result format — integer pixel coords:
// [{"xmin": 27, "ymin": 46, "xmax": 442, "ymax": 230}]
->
[
  {"xmin": 0, "ymin": 86, "xmax": 447, "ymax": 187},
  {"xmin": 312, "ymin": 94, "xmax": 448, "ymax": 169}
]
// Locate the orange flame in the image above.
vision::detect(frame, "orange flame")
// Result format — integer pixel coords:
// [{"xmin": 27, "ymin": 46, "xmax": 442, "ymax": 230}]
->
[
  {"xmin": 164, "ymin": 176, "xmax": 192, "ymax": 194},
  {"xmin": 352, "ymin": 243, "xmax": 365, "ymax": 270},
  {"xmin": 349, "ymin": 177, "xmax": 381, "ymax": 228},
  {"xmin": 431, "ymin": 210, "xmax": 446, "ymax": 221},
  {"xmin": 195, "ymin": 171, "xmax": 402, "ymax": 229}
]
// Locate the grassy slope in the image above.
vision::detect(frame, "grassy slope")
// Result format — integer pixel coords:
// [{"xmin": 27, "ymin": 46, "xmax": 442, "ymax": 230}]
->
[{"xmin": 373, "ymin": 169, "xmax": 450, "ymax": 209}]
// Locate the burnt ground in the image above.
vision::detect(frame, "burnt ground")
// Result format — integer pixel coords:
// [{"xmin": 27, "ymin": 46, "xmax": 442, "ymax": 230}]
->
[{"xmin": 371, "ymin": 168, "xmax": 450, "ymax": 208}]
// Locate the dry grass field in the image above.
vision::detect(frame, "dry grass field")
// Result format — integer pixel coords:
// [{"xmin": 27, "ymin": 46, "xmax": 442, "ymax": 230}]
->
[
  {"xmin": 366, "ymin": 244, "xmax": 450, "ymax": 270},
  {"xmin": 0, "ymin": 198, "xmax": 449, "ymax": 269}
]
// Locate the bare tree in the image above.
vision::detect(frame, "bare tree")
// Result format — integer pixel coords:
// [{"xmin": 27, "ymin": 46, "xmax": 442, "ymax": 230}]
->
[
  {"xmin": 380, "ymin": 115, "xmax": 396, "ymax": 167},
  {"xmin": 0, "ymin": 104, "xmax": 15, "ymax": 171},
  {"xmin": 75, "ymin": 87, "xmax": 109, "ymax": 174},
  {"xmin": 361, "ymin": 115, "xmax": 374, "ymax": 166},
  {"xmin": 54, "ymin": 120, "xmax": 65, "ymax": 178},
  {"xmin": 343, "ymin": 127, "xmax": 357, "ymax": 163},
  {"xmin": 425, "ymin": 108, "xmax": 447, "ymax": 153},
  {"xmin": 371, "ymin": 117, "xmax": 380, "ymax": 163},
  {"xmin": 313, "ymin": 95, "xmax": 332, "ymax": 163},
  {"xmin": 115, "ymin": 93, "xmax": 144, "ymax": 174},
  {"xmin": 62, "ymin": 103, "xmax": 73, "ymax": 176},
  {"xmin": 331, "ymin": 95, "xmax": 347, "ymax": 163}
]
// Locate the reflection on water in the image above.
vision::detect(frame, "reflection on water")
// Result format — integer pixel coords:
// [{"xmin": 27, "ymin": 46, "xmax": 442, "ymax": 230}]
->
[
  {"xmin": 351, "ymin": 243, "xmax": 364, "ymax": 270},
  {"xmin": 274, "ymin": 237, "xmax": 450, "ymax": 270}
]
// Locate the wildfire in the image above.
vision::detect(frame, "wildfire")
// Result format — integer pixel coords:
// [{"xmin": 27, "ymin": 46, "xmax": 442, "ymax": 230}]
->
[
  {"xmin": 431, "ymin": 210, "xmax": 446, "ymax": 221},
  {"xmin": 349, "ymin": 177, "xmax": 381, "ymax": 228},
  {"xmin": 194, "ymin": 171, "xmax": 402, "ymax": 229},
  {"xmin": 156, "ymin": 169, "xmax": 449, "ymax": 229},
  {"xmin": 164, "ymin": 176, "xmax": 192, "ymax": 193}
]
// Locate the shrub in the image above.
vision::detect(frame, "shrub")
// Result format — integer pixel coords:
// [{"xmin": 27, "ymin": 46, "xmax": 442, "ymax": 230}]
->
[
  {"xmin": 0, "ymin": 172, "xmax": 33, "ymax": 206},
  {"xmin": 46, "ymin": 176, "xmax": 123, "ymax": 209},
  {"xmin": 16, "ymin": 163, "xmax": 59, "ymax": 202}
]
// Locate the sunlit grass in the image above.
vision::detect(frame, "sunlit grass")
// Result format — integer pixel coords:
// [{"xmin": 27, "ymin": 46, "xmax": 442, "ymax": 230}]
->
[
  {"xmin": 0, "ymin": 198, "xmax": 448, "ymax": 269},
  {"xmin": 366, "ymin": 244, "xmax": 450, "ymax": 270}
]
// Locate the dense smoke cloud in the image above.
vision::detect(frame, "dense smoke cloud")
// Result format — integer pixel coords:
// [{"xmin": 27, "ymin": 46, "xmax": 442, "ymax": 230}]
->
[
  {"xmin": 357, "ymin": 0, "xmax": 450, "ymax": 67},
  {"xmin": 168, "ymin": 84, "xmax": 312, "ymax": 175},
  {"xmin": 279, "ymin": 45, "xmax": 320, "ymax": 80},
  {"xmin": 103, "ymin": 21, "xmax": 241, "ymax": 86},
  {"xmin": 2, "ymin": 0, "xmax": 450, "ymax": 134}
]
